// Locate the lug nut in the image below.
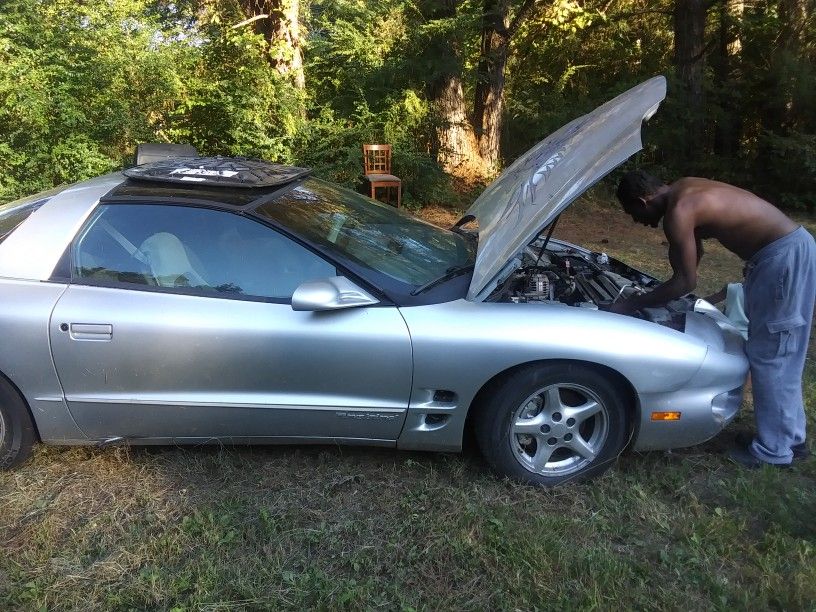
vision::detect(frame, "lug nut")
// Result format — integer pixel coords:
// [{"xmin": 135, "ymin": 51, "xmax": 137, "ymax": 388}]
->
[
  {"xmin": 566, "ymin": 418, "xmax": 576, "ymax": 427},
  {"xmin": 552, "ymin": 412, "xmax": 562, "ymax": 422},
  {"xmin": 547, "ymin": 437, "xmax": 557, "ymax": 446},
  {"xmin": 540, "ymin": 424, "xmax": 551, "ymax": 433},
  {"xmin": 564, "ymin": 433, "xmax": 573, "ymax": 441}
]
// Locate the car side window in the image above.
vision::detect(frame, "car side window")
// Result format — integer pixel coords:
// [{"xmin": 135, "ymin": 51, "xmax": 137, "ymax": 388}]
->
[{"xmin": 73, "ymin": 204, "xmax": 338, "ymax": 301}]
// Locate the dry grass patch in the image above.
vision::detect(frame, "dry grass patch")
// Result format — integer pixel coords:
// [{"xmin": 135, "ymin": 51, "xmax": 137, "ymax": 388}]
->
[{"xmin": 1, "ymin": 193, "xmax": 815, "ymax": 610}]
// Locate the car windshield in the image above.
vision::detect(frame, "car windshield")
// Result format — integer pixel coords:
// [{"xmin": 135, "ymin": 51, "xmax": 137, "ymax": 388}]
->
[{"xmin": 254, "ymin": 178, "xmax": 476, "ymax": 287}]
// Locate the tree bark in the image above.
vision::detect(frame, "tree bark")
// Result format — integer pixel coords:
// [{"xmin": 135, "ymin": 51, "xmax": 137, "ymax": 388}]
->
[
  {"xmin": 432, "ymin": 75, "xmax": 490, "ymax": 178},
  {"xmin": 673, "ymin": 0, "xmax": 708, "ymax": 156},
  {"xmin": 424, "ymin": 0, "xmax": 539, "ymax": 178},
  {"xmin": 713, "ymin": 0, "xmax": 743, "ymax": 156},
  {"xmin": 473, "ymin": 0, "xmax": 510, "ymax": 169},
  {"xmin": 424, "ymin": 0, "xmax": 491, "ymax": 179},
  {"xmin": 473, "ymin": 0, "xmax": 538, "ymax": 170},
  {"xmin": 776, "ymin": 0, "xmax": 809, "ymax": 131},
  {"xmin": 238, "ymin": 0, "xmax": 305, "ymax": 88}
]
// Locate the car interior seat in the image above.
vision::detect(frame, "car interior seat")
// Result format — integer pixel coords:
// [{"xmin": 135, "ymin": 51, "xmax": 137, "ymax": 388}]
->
[
  {"xmin": 138, "ymin": 232, "xmax": 209, "ymax": 288},
  {"xmin": 77, "ymin": 228, "xmax": 156, "ymax": 285}
]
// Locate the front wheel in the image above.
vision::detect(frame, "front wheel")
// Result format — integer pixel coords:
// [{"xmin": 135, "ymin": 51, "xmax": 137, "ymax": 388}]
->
[{"xmin": 475, "ymin": 363, "xmax": 630, "ymax": 487}]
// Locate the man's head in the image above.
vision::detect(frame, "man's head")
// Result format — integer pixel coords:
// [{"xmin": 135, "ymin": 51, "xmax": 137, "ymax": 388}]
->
[{"xmin": 616, "ymin": 170, "xmax": 667, "ymax": 227}]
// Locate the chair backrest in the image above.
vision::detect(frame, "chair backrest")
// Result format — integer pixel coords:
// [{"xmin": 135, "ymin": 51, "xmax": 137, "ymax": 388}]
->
[{"xmin": 362, "ymin": 144, "xmax": 392, "ymax": 175}]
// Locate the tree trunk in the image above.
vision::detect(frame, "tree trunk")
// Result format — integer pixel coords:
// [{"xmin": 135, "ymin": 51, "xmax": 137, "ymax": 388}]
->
[
  {"xmin": 424, "ymin": 0, "xmax": 491, "ymax": 180},
  {"xmin": 713, "ymin": 0, "xmax": 743, "ymax": 156},
  {"xmin": 425, "ymin": 0, "xmax": 538, "ymax": 179},
  {"xmin": 777, "ymin": 0, "xmax": 809, "ymax": 131},
  {"xmin": 238, "ymin": 0, "xmax": 304, "ymax": 88},
  {"xmin": 673, "ymin": 0, "xmax": 708, "ymax": 157},
  {"xmin": 473, "ymin": 0, "xmax": 510, "ymax": 169},
  {"xmin": 472, "ymin": 0, "xmax": 538, "ymax": 170},
  {"xmin": 432, "ymin": 75, "xmax": 490, "ymax": 178}
]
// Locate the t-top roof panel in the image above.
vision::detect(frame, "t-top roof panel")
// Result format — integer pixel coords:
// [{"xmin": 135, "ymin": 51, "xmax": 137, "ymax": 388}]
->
[{"xmin": 122, "ymin": 156, "xmax": 311, "ymax": 188}]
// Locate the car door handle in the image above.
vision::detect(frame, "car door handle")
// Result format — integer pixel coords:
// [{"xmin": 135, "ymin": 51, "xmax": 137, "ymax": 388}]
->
[{"xmin": 69, "ymin": 323, "xmax": 113, "ymax": 341}]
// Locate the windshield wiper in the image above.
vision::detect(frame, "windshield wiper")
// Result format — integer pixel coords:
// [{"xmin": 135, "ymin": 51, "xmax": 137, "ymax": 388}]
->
[{"xmin": 410, "ymin": 264, "xmax": 475, "ymax": 296}]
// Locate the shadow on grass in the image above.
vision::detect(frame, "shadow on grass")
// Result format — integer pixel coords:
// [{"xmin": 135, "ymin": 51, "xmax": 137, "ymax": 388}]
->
[
  {"xmin": 2, "ymin": 197, "xmax": 814, "ymax": 609},
  {"xmin": 2, "ymin": 433, "xmax": 815, "ymax": 609}
]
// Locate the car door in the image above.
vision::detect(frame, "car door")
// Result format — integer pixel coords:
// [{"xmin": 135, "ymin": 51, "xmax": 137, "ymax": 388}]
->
[{"xmin": 49, "ymin": 203, "xmax": 413, "ymax": 442}]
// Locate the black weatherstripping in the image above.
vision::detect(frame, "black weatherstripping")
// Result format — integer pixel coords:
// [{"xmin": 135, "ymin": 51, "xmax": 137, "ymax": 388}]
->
[
  {"xmin": 103, "ymin": 174, "xmax": 472, "ymax": 307},
  {"xmin": 59, "ymin": 200, "xmax": 395, "ymax": 308}
]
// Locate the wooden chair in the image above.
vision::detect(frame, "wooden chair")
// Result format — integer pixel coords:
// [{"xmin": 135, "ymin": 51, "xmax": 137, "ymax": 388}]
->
[{"xmin": 362, "ymin": 144, "xmax": 401, "ymax": 208}]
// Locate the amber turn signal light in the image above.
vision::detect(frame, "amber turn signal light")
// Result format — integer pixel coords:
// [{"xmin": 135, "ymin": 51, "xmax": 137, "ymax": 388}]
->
[{"xmin": 651, "ymin": 411, "xmax": 682, "ymax": 421}]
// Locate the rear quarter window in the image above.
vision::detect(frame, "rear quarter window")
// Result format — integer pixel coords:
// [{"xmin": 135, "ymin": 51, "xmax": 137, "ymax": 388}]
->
[{"xmin": 0, "ymin": 197, "xmax": 51, "ymax": 243}]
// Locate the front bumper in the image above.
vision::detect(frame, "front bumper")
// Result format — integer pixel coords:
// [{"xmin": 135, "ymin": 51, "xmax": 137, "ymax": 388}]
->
[
  {"xmin": 633, "ymin": 383, "xmax": 744, "ymax": 451},
  {"xmin": 633, "ymin": 310, "xmax": 748, "ymax": 451}
]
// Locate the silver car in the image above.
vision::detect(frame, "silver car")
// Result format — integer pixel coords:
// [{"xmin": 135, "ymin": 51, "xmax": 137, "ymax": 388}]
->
[{"xmin": 0, "ymin": 77, "xmax": 747, "ymax": 486}]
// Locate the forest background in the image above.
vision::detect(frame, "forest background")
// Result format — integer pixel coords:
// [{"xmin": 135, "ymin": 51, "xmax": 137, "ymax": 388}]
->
[{"xmin": 1, "ymin": 0, "xmax": 814, "ymax": 211}]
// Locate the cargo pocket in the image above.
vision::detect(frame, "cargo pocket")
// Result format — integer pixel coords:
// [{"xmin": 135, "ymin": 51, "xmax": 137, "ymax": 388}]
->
[{"xmin": 767, "ymin": 314, "xmax": 806, "ymax": 357}]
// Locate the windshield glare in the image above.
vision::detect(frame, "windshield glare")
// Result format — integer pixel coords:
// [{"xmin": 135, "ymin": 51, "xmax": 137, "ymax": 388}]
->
[{"xmin": 254, "ymin": 179, "xmax": 475, "ymax": 287}]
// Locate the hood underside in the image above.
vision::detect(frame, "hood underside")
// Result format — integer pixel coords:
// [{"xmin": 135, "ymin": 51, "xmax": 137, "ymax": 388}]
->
[{"xmin": 464, "ymin": 76, "xmax": 667, "ymax": 300}]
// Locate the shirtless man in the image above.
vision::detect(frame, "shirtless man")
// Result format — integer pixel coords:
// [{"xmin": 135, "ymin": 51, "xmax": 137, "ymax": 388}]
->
[{"xmin": 613, "ymin": 170, "xmax": 816, "ymax": 467}]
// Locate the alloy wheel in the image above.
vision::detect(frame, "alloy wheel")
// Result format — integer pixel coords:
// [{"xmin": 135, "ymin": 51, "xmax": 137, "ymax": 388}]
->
[{"xmin": 509, "ymin": 383, "xmax": 609, "ymax": 477}]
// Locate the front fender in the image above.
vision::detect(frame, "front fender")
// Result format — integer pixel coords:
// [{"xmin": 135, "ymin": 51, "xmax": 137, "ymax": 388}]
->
[{"xmin": 396, "ymin": 299, "xmax": 708, "ymax": 451}]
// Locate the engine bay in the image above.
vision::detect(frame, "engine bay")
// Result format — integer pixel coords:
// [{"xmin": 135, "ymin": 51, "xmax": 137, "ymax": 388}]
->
[{"xmin": 488, "ymin": 239, "xmax": 696, "ymax": 331}]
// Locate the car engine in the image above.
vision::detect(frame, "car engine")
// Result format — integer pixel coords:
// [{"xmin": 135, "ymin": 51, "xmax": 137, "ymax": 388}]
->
[{"xmin": 488, "ymin": 240, "xmax": 696, "ymax": 331}]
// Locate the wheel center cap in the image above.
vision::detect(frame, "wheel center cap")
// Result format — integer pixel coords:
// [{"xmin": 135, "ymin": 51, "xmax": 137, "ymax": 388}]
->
[{"xmin": 549, "ymin": 423, "xmax": 568, "ymax": 437}]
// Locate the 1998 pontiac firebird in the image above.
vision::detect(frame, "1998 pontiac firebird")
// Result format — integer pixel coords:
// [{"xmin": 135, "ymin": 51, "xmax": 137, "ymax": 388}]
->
[{"xmin": 0, "ymin": 77, "xmax": 747, "ymax": 486}]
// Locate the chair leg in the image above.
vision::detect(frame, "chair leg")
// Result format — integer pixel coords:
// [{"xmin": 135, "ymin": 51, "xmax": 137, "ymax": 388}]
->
[
  {"xmin": 397, "ymin": 184, "xmax": 401, "ymax": 208},
  {"xmin": 370, "ymin": 184, "xmax": 376, "ymax": 200}
]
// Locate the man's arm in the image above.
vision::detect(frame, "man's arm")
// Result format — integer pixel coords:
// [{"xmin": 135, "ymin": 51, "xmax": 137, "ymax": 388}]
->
[{"xmin": 610, "ymin": 210, "xmax": 699, "ymax": 314}]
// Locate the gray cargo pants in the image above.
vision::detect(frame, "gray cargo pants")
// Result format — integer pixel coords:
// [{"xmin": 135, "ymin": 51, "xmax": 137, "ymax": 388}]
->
[{"xmin": 743, "ymin": 226, "xmax": 816, "ymax": 464}]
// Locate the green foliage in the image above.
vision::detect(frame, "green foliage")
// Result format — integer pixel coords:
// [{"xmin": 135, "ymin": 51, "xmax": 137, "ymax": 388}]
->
[
  {"xmin": 0, "ymin": 0, "xmax": 814, "ymax": 209},
  {"xmin": 0, "ymin": 0, "xmax": 174, "ymax": 199},
  {"xmin": 762, "ymin": 130, "xmax": 816, "ymax": 211},
  {"xmin": 298, "ymin": 0, "xmax": 456, "ymax": 206},
  {"xmin": 294, "ymin": 93, "xmax": 452, "ymax": 208},
  {"xmin": 168, "ymin": 10, "xmax": 305, "ymax": 162},
  {"xmin": 0, "ymin": 0, "xmax": 302, "ymax": 203},
  {"xmin": 505, "ymin": 1, "xmax": 673, "ymax": 162}
]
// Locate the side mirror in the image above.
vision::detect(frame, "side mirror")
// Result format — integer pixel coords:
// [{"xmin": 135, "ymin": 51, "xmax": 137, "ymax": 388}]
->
[{"xmin": 291, "ymin": 276, "xmax": 379, "ymax": 311}]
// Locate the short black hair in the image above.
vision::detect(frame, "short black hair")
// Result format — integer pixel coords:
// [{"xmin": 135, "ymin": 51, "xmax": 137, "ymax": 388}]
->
[{"xmin": 616, "ymin": 170, "xmax": 664, "ymax": 208}]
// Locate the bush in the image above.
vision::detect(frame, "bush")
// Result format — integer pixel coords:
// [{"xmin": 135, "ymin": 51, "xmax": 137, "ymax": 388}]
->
[
  {"xmin": 760, "ymin": 131, "xmax": 816, "ymax": 211},
  {"xmin": 293, "ymin": 94, "xmax": 454, "ymax": 209}
]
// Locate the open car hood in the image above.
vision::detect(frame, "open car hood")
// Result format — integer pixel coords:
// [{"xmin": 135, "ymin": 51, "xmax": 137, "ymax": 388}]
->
[{"xmin": 464, "ymin": 76, "xmax": 667, "ymax": 300}]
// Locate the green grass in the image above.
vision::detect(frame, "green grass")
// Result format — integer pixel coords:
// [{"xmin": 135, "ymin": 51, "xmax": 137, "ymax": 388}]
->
[{"xmin": 1, "ymin": 199, "xmax": 815, "ymax": 610}]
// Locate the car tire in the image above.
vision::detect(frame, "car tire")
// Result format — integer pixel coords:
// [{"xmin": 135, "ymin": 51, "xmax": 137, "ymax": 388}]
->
[
  {"xmin": 475, "ymin": 362, "xmax": 630, "ymax": 487},
  {"xmin": 0, "ymin": 376, "xmax": 36, "ymax": 470}
]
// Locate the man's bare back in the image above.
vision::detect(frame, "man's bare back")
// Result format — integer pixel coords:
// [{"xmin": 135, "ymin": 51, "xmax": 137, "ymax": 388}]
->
[
  {"xmin": 664, "ymin": 178, "xmax": 798, "ymax": 261},
  {"xmin": 615, "ymin": 170, "xmax": 816, "ymax": 468},
  {"xmin": 612, "ymin": 172, "xmax": 799, "ymax": 314}
]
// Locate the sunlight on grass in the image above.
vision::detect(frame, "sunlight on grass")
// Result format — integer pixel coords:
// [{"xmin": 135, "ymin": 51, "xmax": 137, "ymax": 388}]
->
[{"xmin": 1, "ymin": 197, "xmax": 814, "ymax": 609}]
